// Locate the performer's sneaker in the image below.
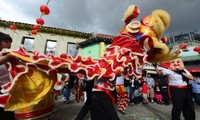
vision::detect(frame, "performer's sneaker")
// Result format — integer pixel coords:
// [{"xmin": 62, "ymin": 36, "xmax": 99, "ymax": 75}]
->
[
  {"xmin": 151, "ymin": 100, "xmax": 154, "ymax": 103},
  {"xmin": 117, "ymin": 108, "xmax": 125, "ymax": 114},
  {"xmin": 120, "ymin": 110, "xmax": 125, "ymax": 114},
  {"xmin": 130, "ymin": 103, "xmax": 134, "ymax": 106},
  {"xmin": 63, "ymin": 99, "xmax": 70, "ymax": 104},
  {"xmin": 138, "ymin": 102, "xmax": 142, "ymax": 105}
]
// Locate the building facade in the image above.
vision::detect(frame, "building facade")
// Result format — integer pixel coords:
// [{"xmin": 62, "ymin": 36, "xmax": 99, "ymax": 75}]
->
[{"xmin": 0, "ymin": 20, "xmax": 92, "ymax": 57}]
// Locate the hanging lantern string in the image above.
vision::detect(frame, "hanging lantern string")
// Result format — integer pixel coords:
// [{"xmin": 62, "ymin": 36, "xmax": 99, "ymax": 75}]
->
[
  {"xmin": 46, "ymin": 0, "xmax": 51, "ymax": 6},
  {"xmin": 31, "ymin": 0, "xmax": 52, "ymax": 35},
  {"xmin": 39, "ymin": 14, "xmax": 43, "ymax": 18}
]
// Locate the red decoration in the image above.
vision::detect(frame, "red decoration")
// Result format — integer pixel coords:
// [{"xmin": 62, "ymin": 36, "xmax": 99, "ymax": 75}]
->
[
  {"xmin": 9, "ymin": 25, "xmax": 17, "ymax": 30},
  {"xmin": 159, "ymin": 61, "xmax": 170, "ymax": 69},
  {"xmin": 60, "ymin": 53, "xmax": 67, "ymax": 58},
  {"xmin": 36, "ymin": 18, "xmax": 45, "ymax": 25},
  {"xmin": 160, "ymin": 37, "xmax": 168, "ymax": 43},
  {"xmin": 193, "ymin": 47, "xmax": 200, "ymax": 55},
  {"xmin": 32, "ymin": 25, "xmax": 40, "ymax": 31},
  {"xmin": 193, "ymin": 47, "xmax": 197, "ymax": 52},
  {"xmin": 77, "ymin": 74, "xmax": 83, "ymax": 79},
  {"xmin": 56, "ymin": 81, "xmax": 62, "ymax": 85},
  {"xmin": 40, "ymin": 5, "xmax": 50, "ymax": 15},
  {"xmin": 31, "ymin": 1, "xmax": 51, "ymax": 35},
  {"xmin": 193, "ymin": 47, "xmax": 200, "ymax": 52},
  {"xmin": 31, "ymin": 30, "xmax": 38, "ymax": 35},
  {"xmin": 180, "ymin": 43, "xmax": 187, "ymax": 50}
]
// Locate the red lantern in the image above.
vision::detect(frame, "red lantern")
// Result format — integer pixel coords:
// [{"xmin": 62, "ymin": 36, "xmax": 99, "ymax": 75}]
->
[
  {"xmin": 193, "ymin": 47, "xmax": 200, "ymax": 53},
  {"xmin": 32, "ymin": 25, "xmax": 40, "ymax": 31},
  {"xmin": 36, "ymin": 18, "xmax": 45, "ymax": 25},
  {"xmin": 160, "ymin": 37, "xmax": 168, "ymax": 43},
  {"xmin": 193, "ymin": 47, "xmax": 198, "ymax": 52},
  {"xmin": 31, "ymin": 30, "xmax": 38, "ymax": 35},
  {"xmin": 9, "ymin": 25, "xmax": 17, "ymax": 30},
  {"xmin": 180, "ymin": 43, "xmax": 187, "ymax": 50},
  {"xmin": 40, "ymin": 5, "xmax": 50, "ymax": 15},
  {"xmin": 197, "ymin": 47, "xmax": 200, "ymax": 51}
]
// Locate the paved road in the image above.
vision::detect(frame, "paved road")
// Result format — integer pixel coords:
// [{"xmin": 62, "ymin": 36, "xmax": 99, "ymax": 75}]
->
[{"xmin": 50, "ymin": 95, "xmax": 200, "ymax": 120}]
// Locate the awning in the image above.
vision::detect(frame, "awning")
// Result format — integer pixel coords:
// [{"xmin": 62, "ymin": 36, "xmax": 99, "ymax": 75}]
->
[
  {"xmin": 186, "ymin": 67, "xmax": 200, "ymax": 73},
  {"xmin": 146, "ymin": 70, "xmax": 157, "ymax": 74}
]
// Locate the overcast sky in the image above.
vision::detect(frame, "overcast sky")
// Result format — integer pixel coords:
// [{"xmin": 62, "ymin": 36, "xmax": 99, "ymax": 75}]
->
[{"xmin": 0, "ymin": 0, "xmax": 199, "ymax": 37}]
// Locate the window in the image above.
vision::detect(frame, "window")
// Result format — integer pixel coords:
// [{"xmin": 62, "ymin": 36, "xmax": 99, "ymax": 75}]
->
[
  {"xmin": 21, "ymin": 37, "xmax": 34, "ymax": 52},
  {"xmin": 67, "ymin": 42, "xmax": 78, "ymax": 57},
  {"xmin": 45, "ymin": 40, "xmax": 57, "ymax": 55}
]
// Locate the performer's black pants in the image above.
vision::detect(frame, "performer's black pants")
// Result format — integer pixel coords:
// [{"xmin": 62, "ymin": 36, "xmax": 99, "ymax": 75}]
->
[
  {"xmin": 170, "ymin": 87, "xmax": 195, "ymax": 120},
  {"xmin": 90, "ymin": 91, "xmax": 120, "ymax": 120},
  {"xmin": 75, "ymin": 90, "xmax": 92, "ymax": 120}
]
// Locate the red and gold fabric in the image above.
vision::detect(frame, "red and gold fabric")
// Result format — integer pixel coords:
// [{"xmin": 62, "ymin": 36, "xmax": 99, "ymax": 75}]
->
[
  {"xmin": 14, "ymin": 93, "xmax": 55, "ymax": 120},
  {"xmin": 115, "ymin": 84, "xmax": 127, "ymax": 95},
  {"xmin": 0, "ymin": 47, "xmax": 56, "ymax": 120},
  {"xmin": 0, "ymin": 32, "xmax": 146, "ymax": 110},
  {"xmin": 115, "ymin": 85, "xmax": 128, "ymax": 113}
]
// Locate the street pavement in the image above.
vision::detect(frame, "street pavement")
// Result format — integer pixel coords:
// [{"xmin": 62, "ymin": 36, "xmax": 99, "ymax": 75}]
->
[{"xmin": 50, "ymin": 95, "xmax": 200, "ymax": 120}]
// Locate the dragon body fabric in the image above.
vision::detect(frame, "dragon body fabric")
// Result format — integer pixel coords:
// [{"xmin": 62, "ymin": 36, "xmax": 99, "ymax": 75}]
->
[{"xmin": 0, "ymin": 5, "xmax": 179, "ymax": 118}]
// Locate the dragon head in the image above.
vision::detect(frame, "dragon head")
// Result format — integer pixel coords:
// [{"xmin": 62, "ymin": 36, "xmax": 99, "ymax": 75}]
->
[{"xmin": 120, "ymin": 5, "xmax": 180, "ymax": 63}]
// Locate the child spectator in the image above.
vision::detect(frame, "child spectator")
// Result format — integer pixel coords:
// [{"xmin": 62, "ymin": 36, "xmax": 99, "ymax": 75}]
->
[
  {"xmin": 154, "ymin": 82, "xmax": 163, "ymax": 104},
  {"xmin": 142, "ymin": 81, "xmax": 148, "ymax": 104}
]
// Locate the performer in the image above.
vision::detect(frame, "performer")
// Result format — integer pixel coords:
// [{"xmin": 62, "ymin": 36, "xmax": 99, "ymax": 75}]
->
[
  {"xmin": 115, "ymin": 74, "xmax": 129, "ymax": 114},
  {"xmin": 75, "ymin": 76, "xmax": 94, "ymax": 120},
  {"xmin": 154, "ymin": 58, "xmax": 195, "ymax": 120},
  {"xmin": 0, "ymin": 43, "xmax": 56, "ymax": 120},
  {"xmin": 90, "ymin": 78, "xmax": 119, "ymax": 120},
  {"xmin": 0, "ymin": 32, "xmax": 15, "ymax": 120}
]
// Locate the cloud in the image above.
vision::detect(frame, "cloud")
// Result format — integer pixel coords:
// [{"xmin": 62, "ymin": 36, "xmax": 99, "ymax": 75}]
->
[{"xmin": 0, "ymin": 0, "xmax": 199, "ymax": 37}]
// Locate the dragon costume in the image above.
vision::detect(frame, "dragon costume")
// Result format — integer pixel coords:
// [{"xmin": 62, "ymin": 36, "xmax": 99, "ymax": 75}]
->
[{"xmin": 0, "ymin": 4, "xmax": 179, "ymax": 119}]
